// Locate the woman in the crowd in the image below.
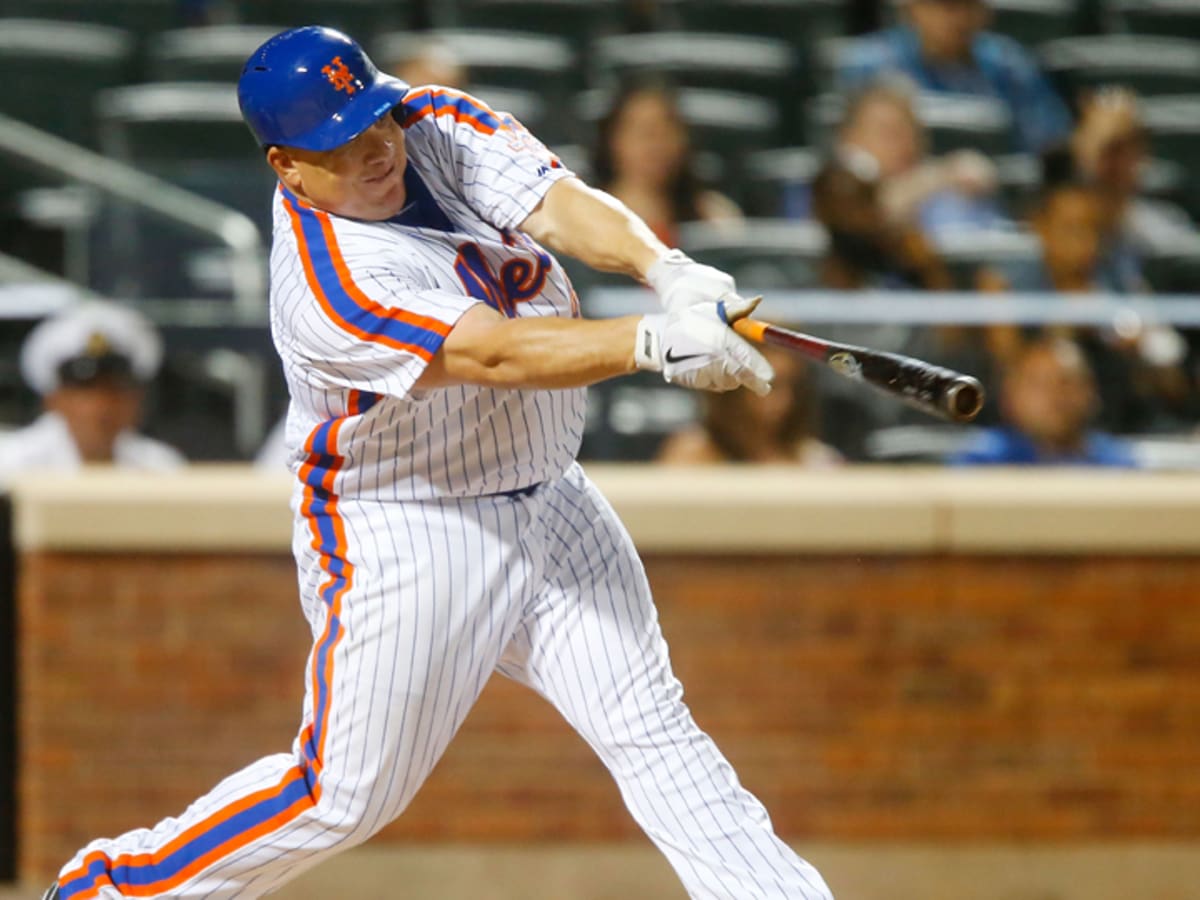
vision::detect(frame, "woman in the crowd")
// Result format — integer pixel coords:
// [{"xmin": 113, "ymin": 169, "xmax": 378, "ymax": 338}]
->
[
  {"xmin": 837, "ymin": 79, "xmax": 1008, "ymax": 237},
  {"xmin": 591, "ymin": 77, "xmax": 741, "ymax": 248}
]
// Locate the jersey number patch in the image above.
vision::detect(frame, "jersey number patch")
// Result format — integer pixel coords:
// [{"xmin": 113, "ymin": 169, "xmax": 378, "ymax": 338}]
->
[{"xmin": 453, "ymin": 241, "xmax": 549, "ymax": 318}]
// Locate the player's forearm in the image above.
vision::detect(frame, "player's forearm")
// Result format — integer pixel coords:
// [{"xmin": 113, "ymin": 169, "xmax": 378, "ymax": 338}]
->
[
  {"xmin": 418, "ymin": 312, "xmax": 641, "ymax": 390},
  {"xmin": 519, "ymin": 177, "xmax": 668, "ymax": 281}
]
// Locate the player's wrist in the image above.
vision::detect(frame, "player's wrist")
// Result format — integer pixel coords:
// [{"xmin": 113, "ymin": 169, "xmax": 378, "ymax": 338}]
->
[
  {"xmin": 634, "ymin": 315, "xmax": 665, "ymax": 372},
  {"xmin": 645, "ymin": 249, "xmax": 693, "ymax": 296}
]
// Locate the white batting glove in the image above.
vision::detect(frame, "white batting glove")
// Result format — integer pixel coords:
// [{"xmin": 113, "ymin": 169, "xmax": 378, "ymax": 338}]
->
[
  {"xmin": 646, "ymin": 248, "xmax": 739, "ymax": 314},
  {"xmin": 635, "ymin": 296, "xmax": 774, "ymax": 396}
]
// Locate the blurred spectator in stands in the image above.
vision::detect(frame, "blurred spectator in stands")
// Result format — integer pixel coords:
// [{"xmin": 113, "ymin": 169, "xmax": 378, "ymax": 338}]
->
[
  {"xmin": 592, "ymin": 78, "xmax": 741, "ymax": 248},
  {"xmin": 837, "ymin": 79, "xmax": 1008, "ymax": 236},
  {"xmin": 981, "ymin": 170, "xmax": 1118, "ymax": 296},
  {"xmin": 389, "ymin": 38, "xmax": 467, "ymax": 89},
  {"xmin": 1072, "ymin": 88, "xmax": 1198, "ymax": 284},
  {"xmin": 979, "ymin": 156, "xmax": 1192, "ymax": 432},
  {"xmin": 657, "ymin": 345, "xmax": 842, "ymax": 466},
  {"xmin": 811, "ymin": 152, "xmax": 954, "ymax": 291},
  {"xmin": 0, "ymin": 302, "xmax": 185, "ymax": 481},
  {"xmin": 839, "ymin": 0, "xmax": 1072, "ymax": 154},
  {"xmin": 953, "ymin": 335, "xmax": 1136, "ymax": 466}
]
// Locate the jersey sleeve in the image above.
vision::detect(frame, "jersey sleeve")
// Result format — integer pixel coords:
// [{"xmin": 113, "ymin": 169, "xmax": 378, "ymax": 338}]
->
[
  {"xmin": 279, "ymin": 189, "xmax": 477, "ymax": 399},
  {"xmin": 399, "ymin": 87, "xmax": 574, "ymax": 231}
]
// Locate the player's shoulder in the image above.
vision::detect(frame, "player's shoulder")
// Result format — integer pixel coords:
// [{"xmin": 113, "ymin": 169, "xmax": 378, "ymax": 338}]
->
[{"xmin": 397, "ymin": 84, "xmax": 507, "ymax": 138}]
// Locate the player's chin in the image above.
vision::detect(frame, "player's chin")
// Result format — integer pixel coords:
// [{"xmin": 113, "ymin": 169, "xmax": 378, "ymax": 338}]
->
[{"xmin": 357, "ymin": 172, "xmax": 406, "ymax": 218}]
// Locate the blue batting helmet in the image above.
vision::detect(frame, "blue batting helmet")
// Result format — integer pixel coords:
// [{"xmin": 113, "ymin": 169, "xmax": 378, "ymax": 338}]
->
[{"xmin": 237, "ymin": 26, "xmax": 409, "ymax": 151}]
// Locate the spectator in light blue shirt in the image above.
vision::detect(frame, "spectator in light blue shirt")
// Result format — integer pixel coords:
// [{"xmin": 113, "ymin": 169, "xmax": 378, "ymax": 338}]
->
[
  {"xmin": 838, "ymin": 0, "xmax": 1072, "ymax": 154},
  {"xmin": 953, "ymin": 336, "xmax": 1137, "ymax": 467}
]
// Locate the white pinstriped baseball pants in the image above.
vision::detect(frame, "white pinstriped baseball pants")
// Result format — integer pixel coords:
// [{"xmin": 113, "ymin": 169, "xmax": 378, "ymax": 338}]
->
[{"xmin": 56, "ymin": 463, "xmax": 832, "ymax": 900}]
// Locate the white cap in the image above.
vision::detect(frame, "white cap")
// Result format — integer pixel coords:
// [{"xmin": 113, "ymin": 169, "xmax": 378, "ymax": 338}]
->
[{"xmin": 20, "ymin": 301, "xmax": 163, "ymax": 395}]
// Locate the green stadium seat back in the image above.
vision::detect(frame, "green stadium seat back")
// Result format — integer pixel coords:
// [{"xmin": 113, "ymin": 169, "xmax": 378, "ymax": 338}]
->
[
  {"xmin": 1041, "ymin": 36, "xmax": 1200, "ymax": 102},
  {"xmin": 1141, "ymin": 243, "xmax": 1200, "ymax": 293},
  {"xmin": 677, "ymin": 219, "xmax": 826, "ymax": 290},
  {"xmin": 148, "ymin": 26, "xmax": 286, "ymax": 84},
  {"xmin": 8, "ymin": 0, "xmax": 178, "ymax": 39},
  {"xmin": 668, "ymin": 0, "xmax": 844, "ymax": 50},
  {"xmin": 934, "ymin": 229, "xmax": 1041, "ymax": 289},
  {"xmin": 454, "ymin": 0, "xmax": 625, "ymax": 53},
  {"xmin": 0, "ymin": 20, "xmax": 135, "ymax": 148},
  {"xmin": 236, "ymin": 0, "xmax": 418, "ymax": 41},
  {"xmin": 987, "ymin": 0, "xmax": 1078, "ymax": 45},
  {"xmin": 593, "ymin": 32, "xmax": 799, "ymax": 107},
  {"xmin": 1112, "ymin": 0, "xmax": 1200, "ymax": 40},
  {"xmin": 740, "ymin": 147, "xmax": 821, "ymax": 218},
  {"xmin": 375, "ymin": 29, "xmax": 580, "ymax": 99}
]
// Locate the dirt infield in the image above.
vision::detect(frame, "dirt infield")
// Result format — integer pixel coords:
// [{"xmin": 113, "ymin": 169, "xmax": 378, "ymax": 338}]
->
[{"xmin": 4, "ymin": 842, "xmax": 1198, "ymax": 900}]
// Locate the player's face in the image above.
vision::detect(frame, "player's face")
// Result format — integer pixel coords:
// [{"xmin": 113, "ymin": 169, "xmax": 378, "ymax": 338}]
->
[{"xmin": 269, "ymin": 111, "xmax": 408, "ymax": 221}]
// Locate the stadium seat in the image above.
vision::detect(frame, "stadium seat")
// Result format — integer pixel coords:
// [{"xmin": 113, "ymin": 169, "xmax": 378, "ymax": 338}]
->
[
  {"xmin": 5, "ymin": 0, "xmax": 179, "ymax": 41},
  {"xmin": 1111, "ymin": 0, "xmax": 1200, "ymax": 41},
  {"xmin": 663, "ymin": 0, "xmax": 844, "ymax": 51},
  {"xmin": 236, "ymin": 0, "xmax": 418, "ymax": 40},
  {"xmin": 452, "ymin": 0, "xmax": 625, "ymax": 53},
  {"xmin": 1040, "ymin": 36, "xmax": 1200, "ymax": 101},
  {"xmin": 1140, "ymin": 95, "xmax": 1200, "ymax": 219},
  {"xmin": 934, "ymin": 228, "xmax": 1041, "ymax": 287},
  {"xmin": 0, "ymin": 20, "xmax": 135, "ymax": 149},
  {"xmin": 676, "ymin": 219, "xmax": 827, "ymax": 290},
  {"xmin": 92, "ymin": 82, "xmax": 274, "ymax": 299},
  {"xmin": 592, "ymin": 32, "xmax": 798, "ymax": 110},
  {"xmin": 148, "ymin": 26, "xmax": 288, "ymax": 84},
  {"xmin": 375, "ymin": 29, "xmax": 578, "ymax": 100},
  {"xmin": 739, "ymin": 146, "xmax": 822, "ymax": 218},
  {"xmin": 987, "ymin": 0, "xmax": 1078, "ymax": 46},
  {"xmin": 808, "ymin": 92, "xmax": 1013, "ymax": 158}
]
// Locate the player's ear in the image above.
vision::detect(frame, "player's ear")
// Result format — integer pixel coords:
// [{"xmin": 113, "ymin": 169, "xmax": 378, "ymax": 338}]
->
[{"xmin": 266, "ymin": 146, "xmax": 304, "ymax": 192}]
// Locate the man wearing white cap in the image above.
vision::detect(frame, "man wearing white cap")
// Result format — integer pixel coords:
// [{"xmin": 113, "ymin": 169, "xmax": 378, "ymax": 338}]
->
[{"xmin": 0, "ymin": 301, "xmax": 185, "ymax": 479}]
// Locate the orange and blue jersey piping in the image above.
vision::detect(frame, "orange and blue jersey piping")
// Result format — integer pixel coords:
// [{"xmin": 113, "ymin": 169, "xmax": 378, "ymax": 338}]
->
[
  {"xmin": 57, "ymin": 398, "xmax": 375, "ymax": 900},
  {"xmin": 280, "ymin": 185, "xmax": 452, "ymax": 362}
]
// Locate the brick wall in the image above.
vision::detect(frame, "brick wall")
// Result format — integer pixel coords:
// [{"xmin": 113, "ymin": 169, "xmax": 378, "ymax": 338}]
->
[{"xmin": 18, "ymin": 552, "xmax": 1200, "ymax": 878}]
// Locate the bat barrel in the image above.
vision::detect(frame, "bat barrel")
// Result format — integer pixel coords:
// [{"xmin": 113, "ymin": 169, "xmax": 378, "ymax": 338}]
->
[{"xmin": 943, "ymin": 376, "xmax": 985, "ymax": 423}]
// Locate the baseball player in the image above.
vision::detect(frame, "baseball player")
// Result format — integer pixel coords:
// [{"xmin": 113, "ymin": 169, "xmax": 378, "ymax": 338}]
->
[{"xmin": 45, "ymin": 27, "xmax": 833, "ymax": 900}]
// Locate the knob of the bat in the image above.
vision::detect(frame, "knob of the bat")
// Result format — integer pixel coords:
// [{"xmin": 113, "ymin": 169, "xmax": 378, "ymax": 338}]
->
[{"xmin": 945, "ymin": 376, "xmax": 985, "ymax": 422}]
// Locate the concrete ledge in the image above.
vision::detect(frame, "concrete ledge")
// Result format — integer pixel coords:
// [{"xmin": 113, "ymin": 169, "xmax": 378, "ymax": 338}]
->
[{"xmin": 10, "ymin": 465, "xmax": 1200, "ymax": 555}]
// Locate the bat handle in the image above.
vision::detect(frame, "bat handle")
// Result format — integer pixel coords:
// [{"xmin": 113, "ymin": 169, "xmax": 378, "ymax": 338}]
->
[{"xmin": 731, "ymin": 317, "xmax": 767, "ymax": 344}]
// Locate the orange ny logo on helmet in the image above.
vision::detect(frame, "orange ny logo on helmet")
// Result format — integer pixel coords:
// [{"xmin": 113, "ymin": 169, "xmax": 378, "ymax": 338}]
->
[{"xmin": 322, "ymin": 56, "xmax": 357, "ymax": 94}]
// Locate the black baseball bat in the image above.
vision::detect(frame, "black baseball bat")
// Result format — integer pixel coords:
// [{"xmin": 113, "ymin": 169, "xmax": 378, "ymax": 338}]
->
[{"xmin": 732, "ymin": 318, "xmax": 985, "ymax": 423}]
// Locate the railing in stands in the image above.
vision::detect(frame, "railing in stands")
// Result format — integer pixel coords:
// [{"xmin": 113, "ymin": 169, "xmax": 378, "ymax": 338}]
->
[{"xmin": 0, "ymin": 112, "xmax": 265, "ymax": 320}]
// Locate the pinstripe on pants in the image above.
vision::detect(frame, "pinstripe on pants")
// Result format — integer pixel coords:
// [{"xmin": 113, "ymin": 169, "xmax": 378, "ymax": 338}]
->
[{"xmin": 56, "ymin": 464, "xmax": 832, "ymax": 899}]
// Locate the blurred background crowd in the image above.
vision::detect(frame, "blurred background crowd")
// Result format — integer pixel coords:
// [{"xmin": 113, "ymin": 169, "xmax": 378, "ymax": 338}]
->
[{"xmin": 1, "ymin": 0, "xmax": 1200, "ymax": 476}]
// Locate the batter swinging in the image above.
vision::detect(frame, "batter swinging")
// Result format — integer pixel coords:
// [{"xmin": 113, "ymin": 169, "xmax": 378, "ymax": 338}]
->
[{"xmin": 46, "ymin": 26, "xmax": 833, "ymax": 900}]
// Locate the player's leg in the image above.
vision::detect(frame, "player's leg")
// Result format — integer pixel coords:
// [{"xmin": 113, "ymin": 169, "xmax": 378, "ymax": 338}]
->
[
  {"xmin": 497, "ymin": 465, "xmax": 833, "ymax": 900},
  {"xmin": 52, "ymin": 495, "xmax": 537, "ymax": 900}
]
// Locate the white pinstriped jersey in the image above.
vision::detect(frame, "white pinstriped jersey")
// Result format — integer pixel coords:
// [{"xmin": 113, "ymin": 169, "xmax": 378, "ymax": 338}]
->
[{"xmin": 268, "ymin": 86, "xmax": 585, "ymax": 501}]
